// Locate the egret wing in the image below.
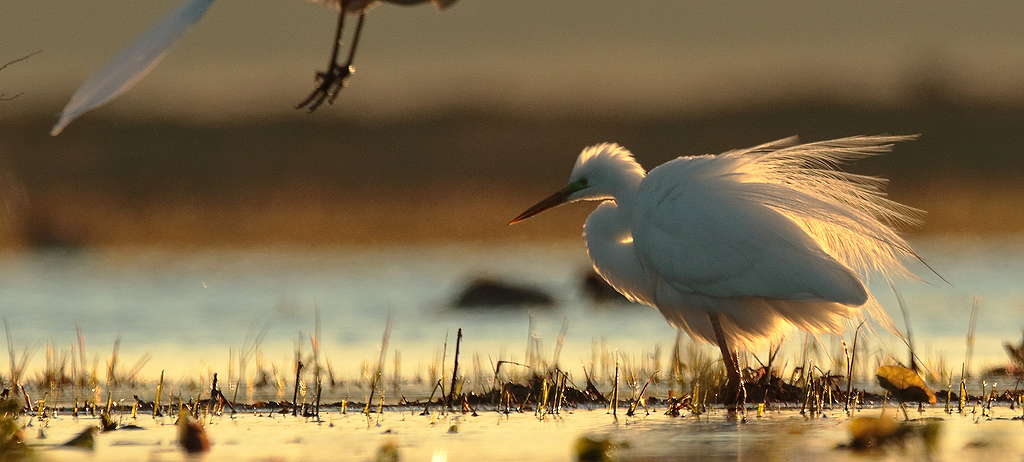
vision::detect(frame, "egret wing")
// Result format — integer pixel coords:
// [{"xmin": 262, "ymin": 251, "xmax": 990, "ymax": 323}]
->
[
  {"xmin": 632, "ymin": 155, "xmax": 868, "ymax": 305},
  {"xmin": 51, "ymin": 0, "xmax": 216, "ymax": 136}
]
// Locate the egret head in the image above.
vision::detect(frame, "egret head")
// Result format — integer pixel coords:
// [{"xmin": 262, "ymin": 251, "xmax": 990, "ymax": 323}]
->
[{"xmin": 509, "ymin": 143, "xmax": 644, "ymax": 224}]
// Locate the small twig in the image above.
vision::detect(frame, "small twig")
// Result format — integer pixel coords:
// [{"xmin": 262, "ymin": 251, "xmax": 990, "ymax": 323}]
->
[
  {"xmin": 492, "ymin": 360, "xmax": 528, "ymax": 396},
  {"xmin": 890, "ymin": 283, "xmax": 917, "ymax": 371},
  {"xmin": 216, "ymin": 390, "xmax": 236, "ymax": 414},
  {"xmin": 0, "ymin": 50, "xmax": 42, "ymax": 102},
  {"xmin": 581, "ymin": 366, "xmax": 607, "ymax": 403},
  {"xmin": 845, "ymin": 321, "xmax": 865, "ymax": 414},
  {"xmin": 965, "ymin": 297, "xmax": 980, "ymax": 378},
  {"xmin": 551, "ymin": 318, "xmax": 569, "ymax": 369},
  {"xmin": 154, "ymin": 370, "xmax": 164, "ymax": 417},
  {"xmin": 0, "ymin": 50, "xmax": 40, "ymax": 73},
  {"xmin": 19, "ymin": 385, "xmax": 32, "ymax": 413},
  {"xmin": 365, "ymin": 317, "xmax": 392, "ymax": 415},
  {"xmin": 209, "ymin": 372, "xmax": 219, "ymax": 415},
  {"xmin": 446, "ymin": 328, "xmax": 463, "ymax": 411},
  {"xmin": 421, "ymin": 380, "xmax": 443, "ymax": 416},
  {"xmin": 627, "ymin": 370, "xmax": 659, "ymax": 416},
  {"xmin": 610, "ymin": 360, "xmax": 619, "ymax": 418},
  {"xmin": 291, "ymin": 360, "xmax": 303, "ymax": 416},
  {"xmin": 314, "ymin": 374, "xmax": 322, "ymax": 419}
]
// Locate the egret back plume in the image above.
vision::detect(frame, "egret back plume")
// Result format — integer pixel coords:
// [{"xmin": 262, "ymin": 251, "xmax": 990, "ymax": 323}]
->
[
  {"xmin": 720, "ymin": 135, "xmax": 923, "ymax": 281},
  {"xmin": 711, "ymin": 135, "xmax": 927, "ymax": 332}
]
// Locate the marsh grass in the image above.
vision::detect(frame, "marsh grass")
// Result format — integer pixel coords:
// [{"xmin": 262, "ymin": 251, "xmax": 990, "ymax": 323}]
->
[{"xmin": 1, "ymin": 313, "xmax": 1022, "ymax": 426}]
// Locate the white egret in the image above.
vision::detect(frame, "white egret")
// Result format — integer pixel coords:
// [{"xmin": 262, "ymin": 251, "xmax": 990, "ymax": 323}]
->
[
  {"xmin": 50, "ymin": 0, "xmax": 457, "ymax": 136},
  {"xmin": 509, "ymin": 135, "xmax": 935, "ymax": 401}
]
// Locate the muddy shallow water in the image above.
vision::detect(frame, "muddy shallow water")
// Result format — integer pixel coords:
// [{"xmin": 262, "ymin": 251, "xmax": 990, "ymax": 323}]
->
[
  {"xmin": 18, "ymin": 406, "xmax": 1024, "ymax": 461},
  {"xmin": 4, "ymin": 239, "xmax": 1024, "ymax": 460}
]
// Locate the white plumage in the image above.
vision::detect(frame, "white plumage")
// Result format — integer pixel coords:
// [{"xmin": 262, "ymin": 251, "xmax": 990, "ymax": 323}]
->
[
  {"xmin": 511, "ymin": 135, "xmax": 928, "ymax": 350},
  {"xmin": 51, "ymin": 0, "xmax": 215, "ymax": 136}
]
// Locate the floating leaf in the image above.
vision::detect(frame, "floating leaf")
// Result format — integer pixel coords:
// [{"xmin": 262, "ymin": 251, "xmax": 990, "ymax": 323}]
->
[
  {"xmin": 876, "ymin": 365, "xmax": 936, "ymax": 404},
  {"xmin": 575, "ymin": 436, "xmax": 614, "ymax": 462},
  {"xmin": 177, "ymin": 411, "xmax": 209, "ymax": 454},
  {"xmin": 375, "ymin": 440, "xmax": 400, "ymax": 462},
  {"xmin": 848, "ymin": 416, "xmax": 900, "ymax": 447},
  {"xmin": 842, "ymin": 415, "xmax": 942, "ymax": 453}
]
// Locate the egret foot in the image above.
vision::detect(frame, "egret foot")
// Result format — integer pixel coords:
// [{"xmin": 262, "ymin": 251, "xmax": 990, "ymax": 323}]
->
[
  {"xmin": 295, "ymin": 10, "xmax": 366, "ymax": 113},
  {"xmin": 295, "ymin": 64, "xmax": 354, "ymax": 112}
]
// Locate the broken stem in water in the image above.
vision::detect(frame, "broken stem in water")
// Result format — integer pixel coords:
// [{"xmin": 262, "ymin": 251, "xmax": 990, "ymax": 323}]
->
[
  {"xmin": 611, "ymin": 360, "xmax": 619, "ymax": 418},
  {"xmin": 209, "ymin": 372, "xmax": 219, "ymax": 415},
  {"xmin": 291, "ymin": 360, "xmax": 303, "ymax": 416},
  {"xmin": 966, "ymin": 297, "xmax": 980, "ymax": 378},
  {"xmin": 154, "ymin": 370, "xmax": 164, "ymax": 418},
  {"xmin": 447, "ymin": 328, "xmax": 463, "ymax": 412},
  {"xmin": 627, "ymin": 370, "xmax": 659, "ymax": 416},
  {"xmin": 845, "ymin": 321, "xmax": 865, "ymax": 414},
  {"xmin": 364, "ymin": 316, "xmax": 392, "ymax": 415}
]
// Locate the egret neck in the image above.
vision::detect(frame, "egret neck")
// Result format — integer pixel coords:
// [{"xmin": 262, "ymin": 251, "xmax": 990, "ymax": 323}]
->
[{"xmin": 582, "ymin": 163, "xmax": 651, "ymax": 305}]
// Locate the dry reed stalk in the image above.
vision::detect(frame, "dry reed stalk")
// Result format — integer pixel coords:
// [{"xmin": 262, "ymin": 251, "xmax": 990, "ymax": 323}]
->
[
  {"xmin": 958, "ymin": 364, "xmax": 967, "ymax": 413},
  {"xmin": 845, "ymin": 321, "xmax": 865, "ymax": 414},
  {"xmin": 154, "ymin": 370, "xmax": 164, "ymax": 418},
  {"xmin": 446, "ymin": 328, "xmax": 462, "ymax": 412},
  {"xmin": 611, "ymin": 360, "xmax": 619, "ymax": 418},
  {"xmin": 292, "ymin": 360, "xmax": 303, "ymax": 416},
  {"xmin": 208, "ymin": 372, "xmax": 220, "ymax": 415},
  {"xmin": 966, "ymin": 297, "xmax": 980, "ymax": 378},
  {"xmin": 364, "ymin": 318, "xmax": 392, "ymax": 415},
  {"xmin": 627, "ymin": 370, "xmax": 658, "ymax": 416},
  {"xmin": 421, "ymin": 379, "xmax": 442, "ymax": 416},
  {"xmin": 552, "ymin": 319, "xmax": 569, "ymax": 370}
]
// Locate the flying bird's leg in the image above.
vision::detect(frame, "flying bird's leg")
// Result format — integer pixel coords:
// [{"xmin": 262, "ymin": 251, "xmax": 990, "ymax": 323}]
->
[
  {"xmin": 295, "ymin": 5, "xmax": 351, "ymax": 112},
  {"xmin": 327, "ymin": 13, "xmax": 366, "ymax": 105},
  {"xmin": 708, "ymin": 313, "xmax": 742, "ymax": 405}
]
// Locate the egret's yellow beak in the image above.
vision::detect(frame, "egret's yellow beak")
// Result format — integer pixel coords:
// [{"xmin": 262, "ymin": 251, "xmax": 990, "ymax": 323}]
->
[{"xmin": 508, "ymin": 185, "xmax": 574, "ymax": 225}]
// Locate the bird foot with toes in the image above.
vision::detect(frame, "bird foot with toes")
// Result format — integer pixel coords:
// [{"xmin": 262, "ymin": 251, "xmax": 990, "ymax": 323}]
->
[{"xmin": 295, "ymin": 64, "xmax": 355, "ymax": 112}]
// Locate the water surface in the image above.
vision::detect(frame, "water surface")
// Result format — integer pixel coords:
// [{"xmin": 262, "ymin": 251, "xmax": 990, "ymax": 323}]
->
[{"xmin": 0, "ymin": 237, "xmax": 1021, "ymax": 385}]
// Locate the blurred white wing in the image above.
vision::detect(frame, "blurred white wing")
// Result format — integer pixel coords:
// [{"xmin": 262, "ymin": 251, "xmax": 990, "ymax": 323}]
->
[{"xmin": 51, "ymin": 0, "xmax": 216, "ymax": 136}]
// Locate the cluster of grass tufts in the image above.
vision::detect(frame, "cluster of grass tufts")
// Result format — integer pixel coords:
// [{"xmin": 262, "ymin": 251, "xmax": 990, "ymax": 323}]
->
[{"xmin": 0, "ymin": 398, "xmax": 30, "ymax": 461}]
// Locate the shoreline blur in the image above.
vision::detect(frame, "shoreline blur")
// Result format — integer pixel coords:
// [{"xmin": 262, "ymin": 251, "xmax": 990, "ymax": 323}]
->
[
  {"xmin": 2, "ymin": 93, "xmax": 1023, "ymax": 249},
  {"xmin": 4, "ymin": 1, "xmax": 1024, "ymax": 248}
]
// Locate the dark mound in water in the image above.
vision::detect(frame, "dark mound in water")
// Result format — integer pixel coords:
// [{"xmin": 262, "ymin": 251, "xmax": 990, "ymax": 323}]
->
[
  {"xmin": 580, "ymin": 270, "xmax": 632, "ymax": 304},
  {"xmin": 453, "ymin": 278, "xmax": 555, "ymax": 308},
  {"xmin": 742, "ymin": 367, "xmax": 804, "ymax": 403}
]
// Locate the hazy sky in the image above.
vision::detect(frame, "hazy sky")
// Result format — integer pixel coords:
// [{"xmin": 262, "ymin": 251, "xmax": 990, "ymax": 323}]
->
[{"xmin": 3, "ymin": 0, "xmax": 1024, "ymax": 119}]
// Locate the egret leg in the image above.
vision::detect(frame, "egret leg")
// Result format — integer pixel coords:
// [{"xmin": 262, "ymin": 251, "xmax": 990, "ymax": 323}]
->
[
  {"xmin": 708, "ymin": 313, "xmax": 741, "ymax": 404},
  {"xmin": 328, "ymin": 13, "xmax": 366, "ymax": 105},
  {"xmin": 296, "ymin": 5, "xmax": 360, "ymax": 112}
]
